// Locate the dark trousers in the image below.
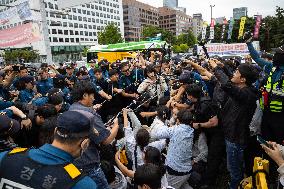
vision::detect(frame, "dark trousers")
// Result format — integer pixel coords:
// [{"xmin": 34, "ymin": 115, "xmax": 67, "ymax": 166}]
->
[{"xmin": 202, "ymin": 129, "xmax": 226, "ymax": 186}]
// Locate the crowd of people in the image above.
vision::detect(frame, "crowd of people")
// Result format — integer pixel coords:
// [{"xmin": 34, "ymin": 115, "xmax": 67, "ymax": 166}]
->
[{"xmin": 0, "ymin": 39, "xmax": 284, "ymax": 189}]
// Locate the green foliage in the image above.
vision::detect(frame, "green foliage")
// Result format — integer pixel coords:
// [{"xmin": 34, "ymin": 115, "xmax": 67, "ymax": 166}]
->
[
  {"xmin": 172, "ymin": 45, "xmax": 181, "ymax": 53},
  {"xmin": 82, "ymin": 47, "xmax": 89, "ymax": 57},
  {"xmin": 98, "ymin": 23, "xmax": 123, "ymax": 45},
  {"xmin": 179, "ymin": 44, "xmax": 189, "ymax": 52},
  {"xmin": 142, "ymin": 26, "xmax": 161, "ymax": 39},
  {"xmin": 4, "ymin": 49, "xmax": 39, "ymax": 63}
]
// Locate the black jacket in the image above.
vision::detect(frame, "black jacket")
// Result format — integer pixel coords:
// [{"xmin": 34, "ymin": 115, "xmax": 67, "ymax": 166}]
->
[{"xmin": 214, "ymin": 67, "xmax": 258, "ymax": 145}]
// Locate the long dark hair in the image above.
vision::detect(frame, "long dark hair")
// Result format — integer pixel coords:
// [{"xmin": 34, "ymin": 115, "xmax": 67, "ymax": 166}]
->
[{"xmin": 144, "ymin": 146, "xmax": 166, "ymax": 176}]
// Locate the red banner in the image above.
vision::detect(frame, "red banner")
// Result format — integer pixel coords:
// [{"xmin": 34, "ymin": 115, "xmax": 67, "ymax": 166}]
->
[
  {"xmin": 253, "ymin": 15, "xmax": 262, "ymax": 39},
  {"xmin": 0, "ymin": 22, "xmax": 41, "ymax": 48}
]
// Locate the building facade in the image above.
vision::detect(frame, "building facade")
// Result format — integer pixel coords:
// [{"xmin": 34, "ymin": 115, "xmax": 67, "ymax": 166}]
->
[
  {"xmin": 233, "ymin": 7, "xmax": 248, "ymax": 20},
  {"xmin": 215, "ymin": 16, "xmax": 226, "ymax": 25},
  {"xmin": 123, "ymin": 0, "xmax": 159, "ymax": 42},
  {"xmin": 0, "ymin": 0, "xmax": 124, "ymax": 63},
  {"xmin": 192, "ymin": 13, "xmax": 203, "ymax": 38},
  {"xmin": 158, "ymin": 6, "xmax": 191, "ymax": 36},
  {"xmin": 163, "ymin": 0, "xmax": 178, "ymax": 9}
]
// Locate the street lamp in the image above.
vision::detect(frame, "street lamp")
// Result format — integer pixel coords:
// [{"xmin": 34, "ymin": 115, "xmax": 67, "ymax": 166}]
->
[{"xmin": 210, "ymin": 5, "xmax": 215, "ymax": 25}]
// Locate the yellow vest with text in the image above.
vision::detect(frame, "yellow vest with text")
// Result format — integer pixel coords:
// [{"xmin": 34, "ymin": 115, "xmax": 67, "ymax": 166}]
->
[{"xmin": 260, "ymin": 72, "xmax": 284, "ymax": 113}]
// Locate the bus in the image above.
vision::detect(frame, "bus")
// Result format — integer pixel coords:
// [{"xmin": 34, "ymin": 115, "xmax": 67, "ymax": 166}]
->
[{"xmin": 87, "ymin": 40, "xmax": 168, "ymax": 63}]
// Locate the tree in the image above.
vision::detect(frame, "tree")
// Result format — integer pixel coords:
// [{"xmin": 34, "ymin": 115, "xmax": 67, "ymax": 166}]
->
[
  {"xmin": 142, "ymin": 25, "xmax": 161, "ymax": 39},
  {"xmin": 4, "ymin": 49, "xmax": 39, "ymax": 63},
  {"xmin": 179, "ymin": 44, "xmax": 189, "ymax": 53},
  {"xmin": 98, "ymin": 23, "xmax": 123, "ymax": 45},
  {"xmin": 175, "ymin": 30, "xmax": 197, "ymax": 47},
  {"xmin": 172, "ymin": 45, "xmax": 181, "ymax": 53}
]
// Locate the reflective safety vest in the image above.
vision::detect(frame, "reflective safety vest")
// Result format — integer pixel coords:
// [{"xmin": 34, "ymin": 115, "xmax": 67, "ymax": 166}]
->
[
  {"xmin": 260, "ymin": 72, "xmax": 284, "ymax": 113},
  {"xmin": 0, "ymin": 148, "xmax": 84, "ymax": 189}
]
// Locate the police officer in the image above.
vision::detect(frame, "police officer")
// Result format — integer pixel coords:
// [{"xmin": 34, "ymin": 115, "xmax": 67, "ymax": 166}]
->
[
  {"xmin": 0, "ymin": 110, "xmax": 97, "ymax": 189},
  {"xmin": 247, "ymin": 40, "xmax": 284, "ymax": 144},
  {"xmin": 36, "ymin": 67, "xmax": 54, "ymax": 96},
  {"xmin": 119, "ymin": 62, "xmax": 143, "ymax": 105}
]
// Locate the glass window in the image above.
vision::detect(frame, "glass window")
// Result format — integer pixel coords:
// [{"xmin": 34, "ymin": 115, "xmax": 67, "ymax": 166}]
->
[
  {"xmin": 70, "ymin": 30, "xmax": 74, "ymax": 35},
  {"xmin": 63, "ymin": 22, "xmax": 67, "ymax": 27},
  {"xmin": 59, "ymin": 38, "xmax": 63, "ymax": 42},
  {"xmin": 75, "ymin": 31, "xmax": 79, "ymax": 35},
  {"xmin": 65, "ymin": 38, "xmax": 69, "ymax": 42},
  {"xmin": 50, "ymin": 12, "xmax": 55, "ymax": 17},
  {"xmin": 85, "ymin": 31, "xmax": 88, "ymax": 36},
  {"xmin": 87, "ymin": 11, "xmax": 90, "ymax": 15},
  {"xmin": 93, "ymin": 32, "xmax": 96, "ymax": 36},
  {"xmin": 73, "ymin": 15, "xmax": 77, "ymax": 20},
  {"xmin": 103, "ymin": 7, "xmax": 106, "ymax": 11},
  {"xmin": 83, "ymin": 10, "xmax": 86, "ymax": 14},
  {"xmin": 78, "ymin": 16, "xmax": 82, "ymax": 21},
  {"xmin": 99, "ymin": 6, "xmax": 102, "ymax": 11},
  {"xmin": 68, "ymin": 15, "xmax": 72, "ymax": 20},
  {"xmin": 79, "ymin": 24, "xmax": 83, "ymax": 28},
  {"xmin": 80, "ymin": 31, "xmax": 83, "ymax": 35},
  {"xmin": 72, "ymin": 8, "xmax": 76, "ymax": 13},
  {"xmin": 62, "ymin": 15, "xmax": 66, "ymax": 19},
  {"xmin": 58, "ymin": 30, "xmax": 63, "ymax": 34},
  {"xmin": 81, "ymin": 38, "xmax": 84, "ymax": 41},
  {"xmin": 86, "ymin": 4, "xmax": 90, "ymax": 8},
  {"xmin": 92, "ymin": 12, "xmax": 95, "ymax": 16},
  {"xmin": 53, "ymin": 37, "xmax": 58, "ymax": 42},
  {"xmin": 71, "ymin": 38, "xmax": 74, "ymax": 42},
  {"xmin": 100, "ymin": 20, "xmax": 103, "ymax": 24},
  {"xmin": 95, "ymin": 5, "xmax": 98, "ymax": 10},
  {"xmin": 52, "ymin": 29, "xmax": 57, "ymax": 34},
  {"xmin": 74, "ymin": 23, "xmax": 78, "ymax": 28},
  {"xmin": 85, "ymin": 38, "xmax": 89, "ymax": 41},
  {"xmin": 84, "ymin": 24, "xmax": 87, "ymax": 29},
  {"xmin": 78, "ymin": 9, "xmax": 81, "ymax": 13},
  {"xmin": 76, "ymin": 38, "xmax": 79, "ymax": 42},
  {"xmin": 64, "ymin": 30, "xmax": 68, "ymax": 35},
  {"xmin": 91, "ymin": 5, "xmax": 94, "ymax": 9},
  {"xmin": 96, "ymin": 19, "xmax": 99, "ymax": 23},
  {"xmin": 89, "ymin": 32, "xmax": 92, "ymax": 36},
  {"xmin": 93, "ymin": 25, "xmax": 96, "ymax": 29},
  {"xmin": 83, "ymin": 17, "xmax": 87, "ymax": 22},
  {"xmin": 88, "ymin": 18, "xmax": 91, "ymax": 22},
  {"xmin": 96, "ymin": 12, "xmax": 99, "ymax": 16},
  {"xmin": 92, "ymin": 18, "xmax": 95, "ymax": 22}
]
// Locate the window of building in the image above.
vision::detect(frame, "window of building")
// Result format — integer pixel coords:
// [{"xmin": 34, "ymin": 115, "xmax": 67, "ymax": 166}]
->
[
  {"xmin": 58, "ymin": 30, "xmax": 63, "ymax": 34},
  {"xmin": 50, "ymin": 12, "xmax": 55, "ymax": 17},
  {"xmin": 92, "ymin": 18, "xmax": 95, "ymax": 22},
  {"xmin": 74, "ymin": 23, "xmax": 78, "ymax": 28},
  {"xmin": 70, "ymin": 30, "xmax": 74, "ymax": 35},
  {"xmin": 96, "ymin": 19, "xmax": 99, "ymax": 23},
  {"xmin": 52, "ymin": 29, "xmax": 57, "ymax": 34},
  {"xmin": 83, "ymin": 17, "xmax": 87, "ymax": 22},
  {"xmin": 86, "ymin": 4, "xmax": 90, "ymax": 8},
  {"xmin": 73, "ymin": 15, "xmax": 77, "ymax": 20},
  {"xmin": 56, "ymin": 14, "xmax": 61, "ymax": 18},
  {"xmin": 78, "ymin": 16, "xmax": 82, "ymax": 21},
  {"xmin": 85, "ymin": 38, "xmax": 89, "ymax": 41},
  {"xmin": 100, "ymin": 20, "xmax": 103, "ymax": 24},
  {"xmin": 80, "ymin": 31, "xmax": 83, "ymax": 35},
  {"xmin": 64, "ymin": 30, "xmax": 68, "ymax": 35},
  {"xmin": 68, "ymin": 15, "xmax": 72, "ymax": 20},
  {"xmin": 62, "ymin": 15, "xmax": 67, "ymax": 19},
  {"xmin": 85, "ymin": 31, "xmax": 88, "ymax": 36},
  {"xmin": 96, "ymin": 12, "xmax": 99, "ymax": 16},
  {"xmin": 76, "ymin": 38, "xmax": 79, "ymax": 42},
  {"xmin": 103, "ymin": 7, "xmax": 106, "ymax": 11},
  {"xmin": 89, "ymin": 32, "xmax": 92, "ymax": 36},
  {"xmin": 95, "ymin": 5, "xmax": 98, "ymax": 10},
  {"xmin": 88, "ymin": 25, "xmax": 92, "ymax": 29},
  {"xmin": 53, "ymin": 37, "xmax": 58, "ymax": 42},
  {"xmin": 79, "ymin": 24, "xmax": 83, "ymax": 28},
  {"xmin": 75, "ymin": 31, "xmax": 79, "ymax": 35},
  {"xmin": 91, "ymin": 5, "xmax": 94, "ymax": 9},
  {"xmin": 63, "ymin": 22, "xmax": 67, "ymax": 27},
  {"xmin": 84, "ymin": 24, "xmax": 87, "ymax": 29},
  {"xmin": 88, "ymin": 18, "xmax": 91, "ymax": 22},
  {"xmin": 81, "ymin": 38, "xmax": 84, "ymax": 41},
  {"xmin": 87, "ymin": 11, "xmax": 90, "ymax": 15},
  {"xmin": 65, "ymin": 38, "xmax": 69, "ymax": 42},
  {"xmin": 93, "ymin": 32, "xmax": 96, "ymax": 36},
  {"xmin": 93, "ymin": 25, "xmax": 96, "ymax": 29},
  {"xmin": 59, "ymin": 38, "xmax": 63, "ymax": 42},
  {"xmin": 99, "ymin": 6, "xmax": 102, "ymax": 11},
  {"xmin": 72, "ymin": 8, "xmax": 76, "ymax": 13},
  {"xmin": 69, "ymin": 22, "xmax": 73, "ymax": 27},
  {"xmin": 83, "ymin": 10, "xmax": 86, "ymax": 14},
  {"xmin": 70, "ymin": 38, "xmax": 74, "ymax": 42},
  {"xmin": 78, "ymin": 9, "xmax": 81, "ymax": 13}
]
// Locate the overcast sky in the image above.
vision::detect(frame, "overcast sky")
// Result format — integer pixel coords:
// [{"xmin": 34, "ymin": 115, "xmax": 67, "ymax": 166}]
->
[{"xmin": 137, "ymin": 0, "xmax": 283, "ymax": 22}]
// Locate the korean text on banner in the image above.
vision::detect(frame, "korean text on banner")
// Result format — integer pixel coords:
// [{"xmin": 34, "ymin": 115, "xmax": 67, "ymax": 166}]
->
[
  {"xmin": 201, "ymin": 22, "xmax": 207, "ymax": 40},
  {"xmin": 209, "ymin": 27, "xmax": 214, "ymax": 40},
  {"xmin": 227, "ymin": 18, "xmax": 234, "ymax": 40},
  {"xmin": 0, "ymin": 23, "xmax": 41, "ymax": 48},
  {"xmin": 238, "ymin": 17, "xmax": 247, "ymax": 39},
  {"xmin": 253, "ymin": 15, "xmax": 262, "ymax": 39}
]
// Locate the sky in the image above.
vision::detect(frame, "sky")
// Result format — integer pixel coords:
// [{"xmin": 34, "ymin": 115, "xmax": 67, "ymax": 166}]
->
[{"xmin": 137, "ymin": 0, "xmax": 283, "ymax": 22}]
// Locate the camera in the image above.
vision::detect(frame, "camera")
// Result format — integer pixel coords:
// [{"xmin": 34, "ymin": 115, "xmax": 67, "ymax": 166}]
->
[{"xmin": 12, "ymin": 65, "xmax": 20, "ymax": 72}]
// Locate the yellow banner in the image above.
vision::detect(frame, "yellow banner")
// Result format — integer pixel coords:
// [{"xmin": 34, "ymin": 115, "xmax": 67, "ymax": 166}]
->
[{"xmin": 238, "ymin": 17, "xmax": 247, "ymax": 39}]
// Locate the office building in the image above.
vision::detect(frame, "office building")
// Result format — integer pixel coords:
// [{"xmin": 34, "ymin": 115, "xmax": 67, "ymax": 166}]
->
[
  {"xmin": 163, "ymin": 0, "xmax": 178, "ymax": 9},
  {"xmin": 158, "ymin": 6, "xmax": 191, "ymax": 36},
  {"xmin": 0, "ymin": 0, "xmax": 124, "ymax": 62},
  {"xmin": 123, "ymin": 0, "xmax": 159, "ymax": 41},
  {"xmin": 192, "ymin": 13, "xmax": 203, "ymax": 37},
  {"xmin": 233, "ymin": 7, "xmax": 248, "ymax": 20}
]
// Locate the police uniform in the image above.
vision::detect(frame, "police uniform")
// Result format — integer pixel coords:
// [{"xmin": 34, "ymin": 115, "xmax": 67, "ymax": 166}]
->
[
  {"xmin": 0, "ymin": 145, "xmax": 97, "ymax": 189},
  {"xmin": 19, "ymin": 89, "xmax": 35, "ymax": 103},
  {"xmin": 36, "ymin": 78, "xmax": 54, "ymax": 96}
]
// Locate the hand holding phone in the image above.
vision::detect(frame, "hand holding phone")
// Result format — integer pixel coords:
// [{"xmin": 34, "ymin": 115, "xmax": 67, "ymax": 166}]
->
[{"xmin": 257, "ymin": 135, "xmax": 273, "ymax": 149}]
